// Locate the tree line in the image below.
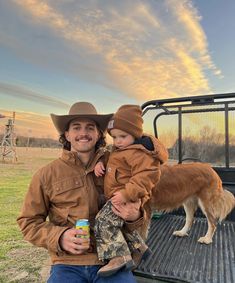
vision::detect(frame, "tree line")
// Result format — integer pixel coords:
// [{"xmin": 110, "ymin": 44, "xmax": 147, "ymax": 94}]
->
[
  {"xmin": 169, "ymin": 126, "xmax": 235, "ymax": 165},
  {"xmin": 0, "ymin": 134, "xmax": 61, "ymax": 148}
]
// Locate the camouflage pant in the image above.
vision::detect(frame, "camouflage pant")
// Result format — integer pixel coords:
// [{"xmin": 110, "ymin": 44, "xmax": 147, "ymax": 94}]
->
[{"xmin": 94, "ymin": 200, "xmax": 146, "ymax": 261}]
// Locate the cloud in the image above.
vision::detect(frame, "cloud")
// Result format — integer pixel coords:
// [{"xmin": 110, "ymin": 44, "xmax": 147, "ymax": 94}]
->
[
  {"xmin": 168, "ymin": 0, "xmax": 222, "ymax": 77},
  {"xmin": 5, "ymin": 0, "xmax": 222, "ymax": 101},
  {"xmin": 13, "ymin": 0, "xmax": 101, "ymax": 52},
  {"xmin": 0, "ymin": 82, "xmax": 70, "ymax": 109}
]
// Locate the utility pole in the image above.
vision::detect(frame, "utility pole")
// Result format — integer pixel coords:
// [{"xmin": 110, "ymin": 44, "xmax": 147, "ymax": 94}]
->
[{"xmin": 0, "ymin": 112, "xmax": 17, "ymax": 162}]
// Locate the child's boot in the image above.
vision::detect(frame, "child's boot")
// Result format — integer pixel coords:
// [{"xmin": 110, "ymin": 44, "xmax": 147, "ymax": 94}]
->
[{"xmin": 97, "ymin": 255, "xmax": 135, "ymax": 277}]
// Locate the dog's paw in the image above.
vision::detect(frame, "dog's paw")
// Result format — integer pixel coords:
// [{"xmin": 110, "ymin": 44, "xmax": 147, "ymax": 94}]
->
[
  {"xmin": 198, "ymin": 236, "xmax": 212, "ymax": 244},
  {"xmin": 173, "ymin": 230, "xmax": 188, "ymax": 237}
]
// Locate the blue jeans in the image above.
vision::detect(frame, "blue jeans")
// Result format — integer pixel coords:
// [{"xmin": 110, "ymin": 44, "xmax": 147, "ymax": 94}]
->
[{"xmin": 47, "ymin": 264, "xmax": 137, "ymax": 283}]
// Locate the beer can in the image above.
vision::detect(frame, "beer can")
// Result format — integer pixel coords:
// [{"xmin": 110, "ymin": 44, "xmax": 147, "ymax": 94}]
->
[{"xmin": 75, "ymin": 219, "xmax": 90, "ymax": 239}]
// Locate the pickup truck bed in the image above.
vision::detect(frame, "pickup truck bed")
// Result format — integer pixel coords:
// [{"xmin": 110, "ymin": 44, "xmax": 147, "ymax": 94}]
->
[
  {"xmin": 134, "ymin": 213, "xmax": 235, "ymax": 283},
  {"xmin": 134, "ymin": 181, "xmax": 235, "ymax": 283}
]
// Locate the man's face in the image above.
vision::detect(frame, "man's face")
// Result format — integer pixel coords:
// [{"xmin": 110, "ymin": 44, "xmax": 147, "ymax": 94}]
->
[{"xmin": 65, "ymin": 118, "xmax": 100, "ymax": 153}]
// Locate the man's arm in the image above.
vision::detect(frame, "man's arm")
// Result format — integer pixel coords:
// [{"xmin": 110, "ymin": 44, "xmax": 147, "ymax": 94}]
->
[{"xmin": 17, "ymin": 171, "xmax": 68, "ymax": 254}]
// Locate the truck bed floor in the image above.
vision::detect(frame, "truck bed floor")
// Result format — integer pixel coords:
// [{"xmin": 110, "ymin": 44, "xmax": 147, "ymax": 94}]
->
[{"xmin": 134, "ymin": 214, "xmax": 235, "ymax": 283}]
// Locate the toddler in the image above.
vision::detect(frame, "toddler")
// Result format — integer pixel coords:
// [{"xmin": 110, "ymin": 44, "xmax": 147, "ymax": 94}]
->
[{"xmin": 94, "ymin": 105, "xmax": 168, "ymax": 277}]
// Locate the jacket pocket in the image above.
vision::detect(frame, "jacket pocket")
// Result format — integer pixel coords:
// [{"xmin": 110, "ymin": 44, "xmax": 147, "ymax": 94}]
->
[
  {"xmin": 49, "ymin": 176, "xmax": 84, "ymax": 226},
  {"xmin": 52, "ymin": 176, "xmax": 83, "ymax": 194},
  {"xmin": 107, "ymin": 167, "xmax": 128, "ymax": 185},
  {"xmin": 50, "ymin": 176, "xmax": 84, "ymax": 205},
  {"xmin": 106, "ymin": 166, "xmax": 119, "ymax": 183}
]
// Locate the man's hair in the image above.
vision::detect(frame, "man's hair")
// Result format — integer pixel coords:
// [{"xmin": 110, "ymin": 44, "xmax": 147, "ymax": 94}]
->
[{"xmin": 59, "ymin": 122, "xmax": 106, "ymax": 151}]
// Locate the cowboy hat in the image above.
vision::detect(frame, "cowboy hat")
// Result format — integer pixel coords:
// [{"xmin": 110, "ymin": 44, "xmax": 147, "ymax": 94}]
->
[{"xmin": 50, "ymin": 102, "xmax": 113, "ymax": 135}]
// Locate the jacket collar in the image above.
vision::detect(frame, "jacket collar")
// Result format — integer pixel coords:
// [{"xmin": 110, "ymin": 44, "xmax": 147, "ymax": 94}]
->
[
  {"xmin": 61, "ymin": 148, "xmax": 105, "ymax": 172},
  {"xmin": 61, "ymin": 149, "xmax": 80, "ymax": 165}
]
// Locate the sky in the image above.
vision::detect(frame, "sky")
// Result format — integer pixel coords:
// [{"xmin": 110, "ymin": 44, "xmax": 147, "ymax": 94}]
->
[{"xmin": 0, "ymin": 0, "xmax": 235, "ymax": 139}]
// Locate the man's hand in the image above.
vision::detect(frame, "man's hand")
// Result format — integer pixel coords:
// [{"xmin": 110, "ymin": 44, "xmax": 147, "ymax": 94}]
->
[
  {"xmin": 111, "ymin": 191, "xmax": 127, "ymax": 205},
  {"xmin": 112, "ymin": 199, "xmax": 141, "ymax": 221},
  {"xmin": 59, "ymin": 228, "xmax": 90, "ymax": 255}
]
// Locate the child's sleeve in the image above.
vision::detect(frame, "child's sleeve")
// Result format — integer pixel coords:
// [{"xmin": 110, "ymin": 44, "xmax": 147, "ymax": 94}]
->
[{"xmin": 96, "ymin": 149, "xmax": 110, "ymax": 167}]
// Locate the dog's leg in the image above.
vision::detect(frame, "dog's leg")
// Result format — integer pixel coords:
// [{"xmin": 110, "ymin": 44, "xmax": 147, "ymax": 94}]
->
[
  {"xmin": 173, "ymin": 198, "xmax": 197, "ymax": 237},
  {"xmin": 198, "ymin": 200, "xmax": 216, "ymax": 244}
]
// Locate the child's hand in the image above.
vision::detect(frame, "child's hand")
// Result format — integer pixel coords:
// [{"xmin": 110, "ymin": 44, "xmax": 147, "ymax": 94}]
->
[{"xmin": 94, "ymin": 161, "xmax": 105, "ymax": 177}]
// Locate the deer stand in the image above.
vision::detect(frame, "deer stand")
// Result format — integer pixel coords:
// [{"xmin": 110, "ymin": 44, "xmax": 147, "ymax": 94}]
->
[{"xmin": 1, "ymin": 116, "xmax": 17, "ymax": 163}]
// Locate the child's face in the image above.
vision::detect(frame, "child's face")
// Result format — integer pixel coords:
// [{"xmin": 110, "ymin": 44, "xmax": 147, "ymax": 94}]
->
[{"xmin": 110, "ymin": 129, "xmax": 135, "ymax": 149}]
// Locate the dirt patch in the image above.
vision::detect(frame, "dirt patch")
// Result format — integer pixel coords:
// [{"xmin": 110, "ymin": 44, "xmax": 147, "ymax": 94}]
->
[{"xmin": 2, "ymin": 245, "xmax": 50, "ymax": 283}]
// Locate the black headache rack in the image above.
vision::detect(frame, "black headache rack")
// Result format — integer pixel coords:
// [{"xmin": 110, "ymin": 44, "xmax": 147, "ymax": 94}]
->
[{"xmin": 133, "ymin": 93, "xmax": 235, "ymax": 283}]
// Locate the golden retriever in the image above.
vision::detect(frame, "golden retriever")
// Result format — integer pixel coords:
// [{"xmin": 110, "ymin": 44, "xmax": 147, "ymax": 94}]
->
[{"xmin": 149, "ymin": 163, "xmax": 235, "ymax": 244}]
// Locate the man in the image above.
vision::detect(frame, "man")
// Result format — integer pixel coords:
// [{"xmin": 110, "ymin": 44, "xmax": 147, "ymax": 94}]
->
[{"xmin": 17, "ymin": 102, "xmax": 143, "ymax": 283}]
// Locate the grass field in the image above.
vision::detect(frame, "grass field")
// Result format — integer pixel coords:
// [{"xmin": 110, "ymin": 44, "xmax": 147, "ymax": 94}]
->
[{"xmin": 0, "ymin": 147, "xmax": 60, "ymax": 283}]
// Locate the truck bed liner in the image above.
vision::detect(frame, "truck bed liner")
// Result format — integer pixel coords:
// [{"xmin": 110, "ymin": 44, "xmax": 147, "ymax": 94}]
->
[{"xmin": 134, "ymin": 214, "xmax": 235, "ymax": 283}]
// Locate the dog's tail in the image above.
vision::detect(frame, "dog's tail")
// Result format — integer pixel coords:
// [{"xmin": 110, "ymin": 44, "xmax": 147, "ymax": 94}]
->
[{"xmin": 214, "ymin": 188, "xmax": 235, "ymax": 222}]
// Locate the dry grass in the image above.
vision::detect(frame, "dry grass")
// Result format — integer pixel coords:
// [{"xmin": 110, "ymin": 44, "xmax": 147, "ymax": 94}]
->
[{"xmin": 0, "ymin": 147, "xmax": 60, "ymax": 283}]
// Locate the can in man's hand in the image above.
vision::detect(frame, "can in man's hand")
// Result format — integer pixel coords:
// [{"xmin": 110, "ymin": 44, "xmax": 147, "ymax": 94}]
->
[{"xmin": 75, "ymin": 219, "xmax": 90, "ymax": 239}]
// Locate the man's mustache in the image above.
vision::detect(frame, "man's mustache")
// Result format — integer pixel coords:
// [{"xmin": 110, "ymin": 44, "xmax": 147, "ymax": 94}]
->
[{"xmin": 75, "ymin": 135, "xmax": 92, "ymax": 141}]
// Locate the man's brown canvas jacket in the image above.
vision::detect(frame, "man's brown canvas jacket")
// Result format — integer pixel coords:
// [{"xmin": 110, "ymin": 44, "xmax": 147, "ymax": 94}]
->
[{"xmin": 17, "ymin": 149, "xmax": 144, "ymax": 265}]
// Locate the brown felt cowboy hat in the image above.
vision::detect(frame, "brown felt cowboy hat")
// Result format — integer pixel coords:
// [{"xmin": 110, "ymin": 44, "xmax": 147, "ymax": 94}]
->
[{"xmin": 50, "ymin": 102, "xmax": 113, "ymax": 135}]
